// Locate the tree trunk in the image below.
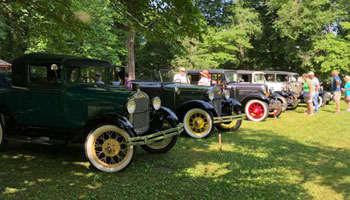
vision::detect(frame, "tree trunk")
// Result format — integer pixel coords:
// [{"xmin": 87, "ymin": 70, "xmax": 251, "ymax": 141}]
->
[{"xmin": 126, "ymin": 27, "xmax": 136, "ymax": 80}]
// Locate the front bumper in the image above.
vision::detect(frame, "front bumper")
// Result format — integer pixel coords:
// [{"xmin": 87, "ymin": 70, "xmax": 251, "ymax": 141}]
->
[
  {"xmin": 127, "ymin": 123, "xmax": 183, "ymax": 146},
  {"xmin": 213, "ymin": 114, "xmax": 245, "ymax": 124}
]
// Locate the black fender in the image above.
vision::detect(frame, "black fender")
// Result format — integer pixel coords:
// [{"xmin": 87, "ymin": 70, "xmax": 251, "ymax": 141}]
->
[
  {"xmin": 287, "ymin": 91, "xmax": 298, "ymax": 97},
  {"xmin": 223, "ymin": 98, "xmax": 242, "ymax": 113},
  {"xmin": 241, "ymin": 94, "xmax": 270, "ymax": 108},
  {"xmin": 274, "ymin": 91, "xmax": 289, "ymax": 98},
  {"xmin": 147, "ymin": 106, "xmax": 178, "ymax": 132},
  {"xmin": 175, "ymin": 100, "xmax": 216, "ymax": 120},
  {"xmin": 80, "ymin": 113, "xmax": 135, "ymax": 142},
  {"xmin": 158, "ymin": 106, "xmax": 178, "ymax": 122}
]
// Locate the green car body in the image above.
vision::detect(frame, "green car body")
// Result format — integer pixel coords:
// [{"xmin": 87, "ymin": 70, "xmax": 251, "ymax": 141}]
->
[{"xmin": 0, "ymin": 53, "xmax": 183, "ymax": 172}]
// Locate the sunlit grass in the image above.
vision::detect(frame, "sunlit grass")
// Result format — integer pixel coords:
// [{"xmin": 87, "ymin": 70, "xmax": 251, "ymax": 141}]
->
[{"xmin": 0, "ymin": 101, "xmax": 349, "ymax": 199}]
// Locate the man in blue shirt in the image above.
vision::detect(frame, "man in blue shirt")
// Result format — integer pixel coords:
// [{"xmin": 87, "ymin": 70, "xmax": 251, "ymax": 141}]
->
[{"xmin": 332, "ymin": 71, "xmax": 342, "ymax": 114}]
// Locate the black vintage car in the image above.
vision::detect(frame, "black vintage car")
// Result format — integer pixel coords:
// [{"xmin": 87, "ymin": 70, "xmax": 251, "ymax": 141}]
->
[
  {"xmin": 187, "ymin": 69, "xmax": 283, "ymax": 122},
  {"xmin": 264, "ymin": 71, "xmax": 300, "ymax": 110},
  {"xmin": 0, "ymin": 53, "xmax": 183, "ymax": 172},
  {"xmin": 131, "ymin": 69, "xmax": 244, "ymax": 139}
]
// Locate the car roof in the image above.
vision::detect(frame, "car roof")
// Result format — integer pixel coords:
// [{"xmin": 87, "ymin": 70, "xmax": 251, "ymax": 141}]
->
[
  {"xmin": 187, "ymin": 69, "xmax": 263, "ymax": 74},
  {"xmin": 263, "ymin": 70, "xmax": 298, "ymax": 75},
  {"xmin": 12, "ymin": 53, "xmax": 111, "ymax": 69}
]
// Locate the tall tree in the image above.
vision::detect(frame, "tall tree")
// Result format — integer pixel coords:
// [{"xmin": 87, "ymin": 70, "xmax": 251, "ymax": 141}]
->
[{"xmin": 111, "ymin": 0, "xmax": 205, "ymax": 79}]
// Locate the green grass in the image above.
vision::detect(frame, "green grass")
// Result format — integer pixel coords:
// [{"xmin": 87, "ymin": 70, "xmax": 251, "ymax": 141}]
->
[{"xmin": 1, "ymin": 102, "xmax": 350, "ymax": 200}]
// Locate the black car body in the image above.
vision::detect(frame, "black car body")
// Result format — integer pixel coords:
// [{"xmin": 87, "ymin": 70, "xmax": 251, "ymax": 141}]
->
[{"xmin": 131, "ymin": 69, "xmax": 244, "ymax": 139}]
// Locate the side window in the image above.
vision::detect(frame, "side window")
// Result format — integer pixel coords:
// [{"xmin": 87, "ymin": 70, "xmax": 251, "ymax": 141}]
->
[
  {"xmin": 238, "ymin": 74, "xmax": 250, "ymax": 82},
  {"xmin": 266, "ymin": 74, "xmax": 275, "ymax": 82},
  {"xmin": 189, "ymin": 74, "xmax": 200, "ymax": 85},
  {"xmin": 30, "ymin": 66, "xmax": 48, "ymax": 86}
]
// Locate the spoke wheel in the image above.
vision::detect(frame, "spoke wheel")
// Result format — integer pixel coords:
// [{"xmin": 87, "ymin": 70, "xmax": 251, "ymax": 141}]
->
[
  {"xmin": 216, "ymin": 110, "xmax": 242, "ymax": 132},
  {"xmin": 245, "ymin": 100, "xmax": 268, "ymax": 122},
  {"xmin": 183, "ymin": 108, "xmax": 213, "ymax": 138},
  {"xmin": 141, "ymin": 118, "xmax": 178, "ymax": 154},
  {"xmin": 85, "ymin": 125, "xmax": 135, "ymax": 172}
]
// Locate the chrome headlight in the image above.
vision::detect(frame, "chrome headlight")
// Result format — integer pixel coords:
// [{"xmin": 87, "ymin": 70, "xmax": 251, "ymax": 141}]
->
[
  {"xmin": 127, "ymin": 99, "xmax": 136, "ymax": 114},
  {"xmin": 208, "ymin": 91, "xmax": 214, "ymax": 101},
  {"xmin": 152, "ymin": 97, "xmax": 161, "ymax": 110},
  {"xmin": 224, "ymin": 90, "xmax": 230, "ymax": 100}
]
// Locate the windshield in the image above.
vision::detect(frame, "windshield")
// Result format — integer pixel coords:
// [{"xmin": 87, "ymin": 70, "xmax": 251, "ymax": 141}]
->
[
  {"xmin": 225, "ymin": 73, "xmax": 235, "ymax": 82},
  {"xmin": 67, "ymin": 66, "xmax": 108, "ymax": 85},
  {"xmin": 290, "ymin": 75, "xmax": 298, "ymax": 82},
  {"xmin": 254, "ymin": 74, "xmax": 265, "ymax": 83},
  {"xmin": 136, "ymin": 69, "xmax": 178, "ymax": 83},
  {"xmin": 276, "ymin": 75, "xmax": 289, "ymax": 82}
]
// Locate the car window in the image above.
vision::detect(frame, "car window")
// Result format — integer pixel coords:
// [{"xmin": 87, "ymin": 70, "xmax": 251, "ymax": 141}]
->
[
  {"xmin": 188, "ymin": 74, "xmax": 200, "ymax": 85},
  {"xmin": 265, "ymin": 74, "xmax": 275, "ymax": 82},
  {"xmin": 276, "ymin": 75, "xmax": 288, "ymax": 82},
  {"xmin": 254, "ymin": 74, "xmax": 265, "ymax": 83},
  {"xmin": 237, "ymin": 74, "xmax": 251, "ymax": 83},
  {"xmin": 30, "ymin": 64, "xmax": 61, "ymax": 86},
  {"xmin": 67, "ymin": 66, "xmax": 108, "ymax": 85},
  {"xmin": 211, "ymin": 73, "xmax": 225, "ymax": 85},
  {"xmin": 225, "ymin": 73, "xmax": 235, "ymax": 82}
]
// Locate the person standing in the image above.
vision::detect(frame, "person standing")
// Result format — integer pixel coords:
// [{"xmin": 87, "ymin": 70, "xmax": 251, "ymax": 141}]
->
[
  {"xmin": 332, "ymin": 71, "xmax": 342, "ymax": 114},
  {"xmin": 302, "ymin": 74, "xmax": 315, "ymax": 115},
  {"xmin": 309, "ymin": 72, "xmax": 320, "ymax": 113},
  {"xmin": 198, "ymin": 70, "xmax": 211, "ymax": 86},
  {"xmin": 173, "ymin": 67, "xmax": 190, "ymax": 84},
  {"xmin": 342, "ymin": 75, "xmax": 350, "ymax": 111}
]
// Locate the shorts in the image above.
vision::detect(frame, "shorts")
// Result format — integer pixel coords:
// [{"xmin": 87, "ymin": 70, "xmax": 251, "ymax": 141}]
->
[
  {"xmin": 345, "ymin": 96, "xmax": 350, "ymax": 102},
  {"xmin": 304, "ymin": 92, "xmax": 314, "ymax": 103},
  {"xmin": 333, "ymin": 91, "xmax": 341, "ymax": 103}
]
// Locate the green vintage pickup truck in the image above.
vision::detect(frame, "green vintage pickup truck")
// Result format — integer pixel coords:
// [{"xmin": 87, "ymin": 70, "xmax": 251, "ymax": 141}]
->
[{"xmin": 0, "ymin": 53, "xmax": 183, "ymax": 172}]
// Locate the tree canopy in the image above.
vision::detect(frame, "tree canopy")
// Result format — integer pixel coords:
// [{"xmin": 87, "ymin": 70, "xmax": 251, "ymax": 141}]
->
[{"xmin": 1, "ymin": 0, "xmax": 350, "ymax": 80}]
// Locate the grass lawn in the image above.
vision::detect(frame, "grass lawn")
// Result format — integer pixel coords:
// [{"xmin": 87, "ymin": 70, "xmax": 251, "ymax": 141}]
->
[{"xmin": 1, "ymin": 101, "xmax": 350, "ymax": 200}]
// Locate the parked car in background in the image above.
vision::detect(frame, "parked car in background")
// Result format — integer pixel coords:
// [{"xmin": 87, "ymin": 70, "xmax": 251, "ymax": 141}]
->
[
  {"xmin": 187, "ymin": 69, "xmax": 284, "ymax": 122},
  {"xmin": 264, "ymin": 71, "xmax": 300, "ymax": 110},
  {"xmin": 0, "ymin": 53, "xmax": 183, "ymax": 172},
  {"xmin": 131, "ymin": 69, "xmax": 244, "ymax": 139}
]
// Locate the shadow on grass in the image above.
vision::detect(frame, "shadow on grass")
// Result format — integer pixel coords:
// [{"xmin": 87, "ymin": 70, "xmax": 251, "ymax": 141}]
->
[{"xmin": 0, "ymin": 129, "xmax": 349, "ymax": 199}]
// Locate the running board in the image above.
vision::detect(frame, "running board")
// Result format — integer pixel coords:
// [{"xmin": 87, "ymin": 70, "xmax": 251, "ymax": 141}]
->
[{"xmin": 213, "ymin": 114, "xmax": 245, "ymax": 124}]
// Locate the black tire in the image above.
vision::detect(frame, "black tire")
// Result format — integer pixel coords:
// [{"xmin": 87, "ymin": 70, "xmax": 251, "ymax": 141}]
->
[
  {"xmin": 85, "ymin": 124, "xmax": 136, "ymax": 173},
  {"xmin": 0, "ymin": 121, "xmax": 8, "ymax": 151},
  {"xmin": 183, "ymin": 108, "xmax": 214, "ymax": 138},
  {"xmin": 269, "ymin": 100, "xmax": 283, "ymax": 117},
  {"xmin": 215, "ymin": 110, "xmax": 242, "ymax": 132},
  {"xmin": 245, "ymin": 99, "xmax": 269, "ymax": 122},
  {"xmin": 141, "ymin": 118, "xmax": 178, "ymax": 154},
  {"xmin": 279, "ymin": 96, "xmax": 288, "ymax": 112},
  {"xmin": 289, "ymin": 96, "xmax": 299, "ymax": 110}
]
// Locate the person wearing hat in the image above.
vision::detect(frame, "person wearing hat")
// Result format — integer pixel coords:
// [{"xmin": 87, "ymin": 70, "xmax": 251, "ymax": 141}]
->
[
  {"xmin": 198, "ymin": 70, "xmax": 211, "ymax": 86},
  {"xmin": 309, "ymin": 72, "xmax": 320, "ymax": 113},
  {"xmin": 93, "ymin": 72, "xmax": 104, "ymax": 84},
  {"xmin": 173, "ymin": 67, "xmax": 190, "ymax": 84}
]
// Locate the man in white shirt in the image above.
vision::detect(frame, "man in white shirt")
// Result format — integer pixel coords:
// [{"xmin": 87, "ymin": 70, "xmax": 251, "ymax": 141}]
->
[
  {"xmin": 309, "ymin": 72, "xmax": 320, "ymax": 113},
  {"xmin": 173, "ymin": 67, "xmax": 190, "ymax": 84},
  {"xmin": 94, "ymin": 72, "xmax": 105, "ymax": 84}
]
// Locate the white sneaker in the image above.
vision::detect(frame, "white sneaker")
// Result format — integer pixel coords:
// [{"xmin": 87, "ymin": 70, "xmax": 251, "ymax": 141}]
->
[{"xmin": 347, "ymin": 109, "xmax": 350, "ymax": 112}]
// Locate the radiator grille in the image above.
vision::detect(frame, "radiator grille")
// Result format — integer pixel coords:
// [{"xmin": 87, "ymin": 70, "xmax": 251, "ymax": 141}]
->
[
  {"xmin": 131, "ymin": 92, "xmax": 150, "ymax": 134},
  {"xmin": 211, "ymin": 89, "xmax": 222, "ymax": 116}
]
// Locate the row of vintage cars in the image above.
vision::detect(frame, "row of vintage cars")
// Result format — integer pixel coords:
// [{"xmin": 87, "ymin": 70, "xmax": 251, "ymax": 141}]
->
[{"xmin": 0, "ymin": 53, "xmax": 332, "ymax": 172}]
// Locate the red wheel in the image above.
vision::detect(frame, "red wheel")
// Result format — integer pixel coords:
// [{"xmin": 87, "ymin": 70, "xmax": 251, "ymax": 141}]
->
[{"xmin": 245, "ymin": 100, "xmax": 269, "ymax": 122}]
